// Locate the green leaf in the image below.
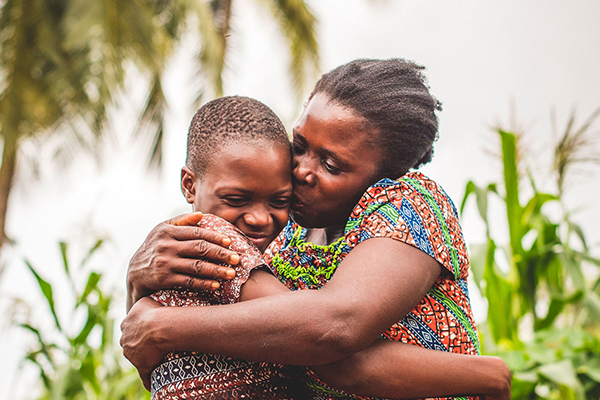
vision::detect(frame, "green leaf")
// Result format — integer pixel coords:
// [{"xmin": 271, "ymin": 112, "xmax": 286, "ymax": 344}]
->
[
  {"xmin": 538, "ymin": 360, "xmax": 585, "ymax": 396},
  {"xmin": 73, "ymin": 310, "xmax": 98, "ymax": 346},
  {"xmin": 581, "ymin": 357, "xmax": 600, "ymax": 383},
  {"xmin": 78, "ymin": 271, "xmax": 101, "ymax": 306},
  {"xmin": 582, "ymin": 292, "xmax": 600, "ymax": 322},
  {"xmin": 536, "ymin": 298, "xmax": 566, "ymax": 330},
  {"xmin": 498, "ymin": 129, "xmax": 524, "ymax": 256},
  {"xmin": 25, "ymin": 259, "xmax": 62, "ymax": 332},
  {"xmin": 483, "ymin": 238, "xmax": 516, "ymax": 342},
  {"xmin": 460, "ymin": 180, "xmax": 476, "ymax": 216},
  {"xmin": 60, "ymin": 241, "xmax": 70, "ymax": 278},
  {"xmin": 467, "ymin": 243, "xmax": 487, "ymax": 289},
  {"xmin": 522, "ymin": 192, "xmax": 558, "ymax": 229},
  {"xmin": 19, "ymin": 323, "xmax": 57, "ymax": 367},
  {"xmin": 80, "ymin": 239, "xmax": 104, "ymax": 268}
]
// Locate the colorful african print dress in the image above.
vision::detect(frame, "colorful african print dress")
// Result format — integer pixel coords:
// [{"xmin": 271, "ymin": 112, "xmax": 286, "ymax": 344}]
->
[
  {"xmin": 150, "ymin": 214, "xmax": 298, "ymax": 400},
  {"xmin": 265, "ymin": 172, "xmax": 481, "ymax": 400}
]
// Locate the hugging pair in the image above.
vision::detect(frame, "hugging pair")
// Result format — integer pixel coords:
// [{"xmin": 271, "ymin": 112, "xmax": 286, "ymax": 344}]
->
[{"xmin": 122, "ymin": 59, "xmax": 511, "ymax": 400}]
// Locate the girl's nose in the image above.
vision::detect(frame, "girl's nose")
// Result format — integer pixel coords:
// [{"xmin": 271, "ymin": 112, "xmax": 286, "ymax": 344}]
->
[{"xmin": 243, "ymin": 208, "xmax": 272, "ymax": 228}]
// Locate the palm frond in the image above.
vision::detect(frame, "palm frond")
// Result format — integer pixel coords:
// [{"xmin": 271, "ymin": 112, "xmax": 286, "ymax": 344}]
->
[
  {"xmin": 135, "ymin": 73, "xmax": 166, "ymax": 168},
  {"xmin": 259, "ymin": 0, "xmax": 320, "ymax": 100},
  {"xmin": 193, "ymin": 0, "xmax": 230, "ymax": 99}
]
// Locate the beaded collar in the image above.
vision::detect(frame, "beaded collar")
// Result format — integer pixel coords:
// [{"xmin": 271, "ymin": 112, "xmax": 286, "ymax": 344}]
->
[{"xmin": 270, "ymin": 223, "xmax": 351, "ymax": 290}]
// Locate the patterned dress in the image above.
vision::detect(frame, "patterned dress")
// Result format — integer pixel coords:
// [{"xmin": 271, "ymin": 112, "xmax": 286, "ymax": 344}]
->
[
  {"xmin": 265, "ymin": 172, "xmax": 481, "ymax": 400},
  {"xmin": 150, "ymin": 214, "xmax": 300, "ymax": 400}
]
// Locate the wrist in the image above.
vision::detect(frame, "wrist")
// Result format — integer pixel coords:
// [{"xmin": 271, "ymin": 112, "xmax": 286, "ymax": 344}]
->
[
  {"xmin": 149, "ymin": 306, "xmax": 174, "ymax": 354},
  {"xmin": 479, "ymin": 356, "xmax": 511, "ymax": 397}
]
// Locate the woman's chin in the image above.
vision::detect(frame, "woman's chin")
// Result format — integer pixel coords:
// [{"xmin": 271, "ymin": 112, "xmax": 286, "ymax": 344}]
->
[{"xmin": 290, "ymin": 210, "xmax": 316, "ymax": 228}]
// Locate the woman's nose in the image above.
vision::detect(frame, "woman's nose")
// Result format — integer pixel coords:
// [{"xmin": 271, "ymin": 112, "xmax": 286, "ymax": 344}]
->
[{"xmin": 293, "ymin": 156, "xmax": 317, "ymax": 187}]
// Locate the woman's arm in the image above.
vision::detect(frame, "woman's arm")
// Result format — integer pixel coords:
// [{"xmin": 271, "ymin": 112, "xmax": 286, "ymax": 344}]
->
[
  {"xmin": 124, "ymin": 251, "xmax": 510, "ymax": 399},
  {"xmin": 241, "ymin": 271, "xmax": 511, "ymax": 399},
  {"xmin": 121, "ymin": 237, "xmax": 441, "ymax": 380},
  {"xmin": 311, "ymin": 340, "xmax": 511, "ymax": 400},
  {"xmin": 126, "ymin": 212, "xmax": 239, "ymax": 311}
]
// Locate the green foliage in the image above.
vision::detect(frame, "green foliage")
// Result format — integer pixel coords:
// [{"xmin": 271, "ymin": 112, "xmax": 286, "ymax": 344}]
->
[
  {"xmin": 462, "ymin": 109, "xmax": 600, "ymax": 399},
  {"xmin": 503, "ymin": 328, "xmax": 600, "ymax": 400},
  {"xmin": 0, "ymin": 0, "xmax": 319, "ymax": 255},
  {"xmin": 14, "ymin": 240, "xmax": 148, "ymax": 400}
]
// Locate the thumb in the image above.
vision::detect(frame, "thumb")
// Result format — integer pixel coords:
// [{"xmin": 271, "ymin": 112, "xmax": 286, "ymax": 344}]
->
[{"xmin": 168, "ymin": 212, "xmax": 204, "ymax": 227}]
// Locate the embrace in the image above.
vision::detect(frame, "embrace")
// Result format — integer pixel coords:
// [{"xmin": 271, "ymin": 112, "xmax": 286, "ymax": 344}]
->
[{"xmin": 121, "ymin": 58, "xmax": 511, "ymax": 400}]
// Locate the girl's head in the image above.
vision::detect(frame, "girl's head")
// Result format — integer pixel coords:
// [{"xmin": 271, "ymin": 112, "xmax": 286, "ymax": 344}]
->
[
  {"xmin": 182, "ymin": 96, "xmax": 292, "ymax": 252},
  {"xmin": 291, "ymin": 59, "xmax": 441, "ymax": 229}
]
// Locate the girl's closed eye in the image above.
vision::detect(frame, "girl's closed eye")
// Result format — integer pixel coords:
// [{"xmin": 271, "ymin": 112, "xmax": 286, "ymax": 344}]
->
[{"xmin": 222, "ymin": 196, "xmax": 249, "ymax": 207}]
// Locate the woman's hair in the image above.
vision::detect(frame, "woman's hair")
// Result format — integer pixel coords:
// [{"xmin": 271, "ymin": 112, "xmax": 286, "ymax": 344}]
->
[
  {"xmin": 186, "ymin": 96, "xmax": 289, "ymax": 178},
  {"xmin": 309, "ymin": 58, "xmax": 442, "ymax": 178}
]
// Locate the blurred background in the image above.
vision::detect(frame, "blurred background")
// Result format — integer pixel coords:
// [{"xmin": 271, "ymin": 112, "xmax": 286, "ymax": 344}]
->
[{"xmin": 1, "ymin": 0, "xmax": 599, "ymax": 399}]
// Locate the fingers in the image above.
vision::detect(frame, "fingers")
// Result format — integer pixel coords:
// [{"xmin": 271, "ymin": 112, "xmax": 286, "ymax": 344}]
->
[
  {"xmin": 167, "ymin": 213, "xmax": 232, "ymax": 247},
  {"xmin": 172, "ymin": 225, "xmax": 233, "ymax": 248},
  {"xmin": 168, "ymin": 212, "xmax": 204, "ymax": 227},
  {"xmin": 156, "ymin": 227, "xmax": 239, "ymax": 266},
  {"xmin": 170, "ymin": 259, "xmax": 237, "ymax": 290}
]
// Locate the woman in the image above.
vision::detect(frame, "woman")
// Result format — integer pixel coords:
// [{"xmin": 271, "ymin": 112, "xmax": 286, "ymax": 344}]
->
[{"xmin": 122, "ymin": 59, "xmax": 510, "ymax": 399}]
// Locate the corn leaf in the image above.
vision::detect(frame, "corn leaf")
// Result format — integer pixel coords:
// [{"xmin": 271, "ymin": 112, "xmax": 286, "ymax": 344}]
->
[{"xmin": 24, "ymin": 259, "xmax": 62, "ymax": 332}]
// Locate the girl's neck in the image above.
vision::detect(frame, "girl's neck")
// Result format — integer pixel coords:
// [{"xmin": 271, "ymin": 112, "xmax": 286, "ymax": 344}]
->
[{"xmin": 304, "ymin": 225, "xmax": 345, "ymax": 246}]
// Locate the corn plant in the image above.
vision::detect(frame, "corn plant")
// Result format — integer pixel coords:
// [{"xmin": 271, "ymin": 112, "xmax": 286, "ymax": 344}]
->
[
  {"xmin": 461, "ymin": 109, "xmax": 600, "ymax": 399},
  {"xmin": 15, "ymin": 240, "xmax": 148, "ymax": 400}
]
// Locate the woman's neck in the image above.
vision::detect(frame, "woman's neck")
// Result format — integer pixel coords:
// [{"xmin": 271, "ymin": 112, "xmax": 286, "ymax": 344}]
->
[{"xmin": 304, "ymin": 225, "xmax": 345, "ymax": 246}]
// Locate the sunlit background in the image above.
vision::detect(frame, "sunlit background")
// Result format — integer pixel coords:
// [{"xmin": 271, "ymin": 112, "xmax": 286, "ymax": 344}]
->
[{"xmin": 2, "ymin": 1, "xmax": 599, "ymax": 398}]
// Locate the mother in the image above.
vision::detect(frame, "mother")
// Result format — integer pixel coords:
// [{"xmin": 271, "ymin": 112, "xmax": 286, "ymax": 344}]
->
[{"xmin": 122, "ymin": 59, "xmax": 510, "ymax": 399}]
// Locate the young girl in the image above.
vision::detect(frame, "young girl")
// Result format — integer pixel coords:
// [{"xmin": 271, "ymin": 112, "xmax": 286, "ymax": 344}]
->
[{"xmin": 149, "ymin": 96, "xmax": 299, "ymax": 399}]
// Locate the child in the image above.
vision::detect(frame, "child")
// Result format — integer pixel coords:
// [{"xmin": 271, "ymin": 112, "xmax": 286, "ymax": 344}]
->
[{"xmin": 150, "ymin": 96, "xmax": 299, "ymax": 399}]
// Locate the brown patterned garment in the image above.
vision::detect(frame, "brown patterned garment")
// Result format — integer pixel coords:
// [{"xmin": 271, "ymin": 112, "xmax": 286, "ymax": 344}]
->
[{"xmin": 150, "ymin": 214, "xmax": 301, "ymax": 400}]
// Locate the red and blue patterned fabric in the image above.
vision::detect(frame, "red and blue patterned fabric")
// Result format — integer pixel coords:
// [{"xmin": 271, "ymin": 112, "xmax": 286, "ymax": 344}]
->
[
  {"xmin": 150, "ymin": 214, "xmax": 300, "ymax": 400},
  {"xmin": 265, "ymin": 172, "xmax": 481, "ymax": 400}
]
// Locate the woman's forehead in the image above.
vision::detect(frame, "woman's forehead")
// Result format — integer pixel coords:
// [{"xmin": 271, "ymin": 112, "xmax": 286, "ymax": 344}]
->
[{"xmin": 294, "ymin": 94, "xmax": 378, "ymax": 158}]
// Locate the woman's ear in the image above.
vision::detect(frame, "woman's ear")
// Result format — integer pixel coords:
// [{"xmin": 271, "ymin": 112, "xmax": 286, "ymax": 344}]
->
[{"xmin": 181, "ymin": 166, "xmax": 197, "ymax": 204}]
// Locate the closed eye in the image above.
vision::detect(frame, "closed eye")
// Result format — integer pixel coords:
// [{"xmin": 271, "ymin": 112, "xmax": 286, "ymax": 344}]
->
[
  {"xmin": 291, "ymin": 141, "xmax": 305, "ymax": 155},
  {"xmin": 270, "ymin": 197, "xmax": 291, "ymax": 209},
  {"xmin": 323, "ymin": 159, "xmax": 341, "ymax": 174},
  {"xmin": 222, "ymin": 197, "xmax": 249, "ymax": 207}
]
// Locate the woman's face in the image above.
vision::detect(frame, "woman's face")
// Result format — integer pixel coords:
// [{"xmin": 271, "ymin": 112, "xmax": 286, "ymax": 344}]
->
[{"xmin": 291, "ymin": 93, "xmax": 382, "ymax": 228}]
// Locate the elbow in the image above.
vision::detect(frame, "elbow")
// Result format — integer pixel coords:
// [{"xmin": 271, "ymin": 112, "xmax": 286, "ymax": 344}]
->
[{"xmin": 308, "ymin": 309, "xmax": 372, "ymax": 364}]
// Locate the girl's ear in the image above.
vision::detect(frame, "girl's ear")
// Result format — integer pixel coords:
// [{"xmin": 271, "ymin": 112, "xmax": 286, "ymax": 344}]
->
[{"xmin": 181, "ymin": 166, "xmax": 197, "ymax": 204}]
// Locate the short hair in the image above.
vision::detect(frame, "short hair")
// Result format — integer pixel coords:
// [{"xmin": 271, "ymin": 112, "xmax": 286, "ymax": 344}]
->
[
  {"xmin": 309, "ymin": 58, "xmax": 442, "ymax": 178},
  {"xmin": 186, "ymin": 96, "xmax": 290, "ymax": 177}
]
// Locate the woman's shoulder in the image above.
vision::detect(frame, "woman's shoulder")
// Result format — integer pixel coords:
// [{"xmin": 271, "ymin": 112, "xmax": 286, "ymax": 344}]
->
[
  {"xmin": 348, "ymin": 172, "xmax": 458, "ymax": 226},
  {"xmin": 366, "ymin": 171, "xmax": 456, "ymax": 208},
  {"xmin": 346, "ymin": 171, "xmax": 470, "ymax": 280}
]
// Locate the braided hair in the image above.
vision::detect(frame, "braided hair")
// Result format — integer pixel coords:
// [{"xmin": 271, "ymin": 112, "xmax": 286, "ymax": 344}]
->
[
  {"xmin": 309, "ymin": 58, "xmax": 442, "ymax": 178},
  {"xmin": 186, "ymin": 96, "xmax": 289, "ymax": 178}
]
